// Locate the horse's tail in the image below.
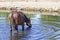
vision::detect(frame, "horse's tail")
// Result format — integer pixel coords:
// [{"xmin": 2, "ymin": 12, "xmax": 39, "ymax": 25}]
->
[{"xmin": 11, "ymin": 13, "xmax": 14, "ymax": 27}]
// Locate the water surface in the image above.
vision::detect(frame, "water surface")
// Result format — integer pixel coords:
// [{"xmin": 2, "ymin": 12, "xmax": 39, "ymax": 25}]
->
[{"xmin": 0, "ymin": 12, "xmax": 60, "ymax": 40}]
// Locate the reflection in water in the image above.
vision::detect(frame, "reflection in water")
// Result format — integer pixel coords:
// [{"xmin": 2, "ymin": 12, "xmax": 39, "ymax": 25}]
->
[
  {"xmin": 10, "ymin": 31, "xmax": 27, "ymax": 40},
  {"xmin": 41, "ymin": 15, "xmax": 60, "ymax": 40},
  {"xmin": 0, "ymin": 12, "xmax": 60, "ymax": 40}
]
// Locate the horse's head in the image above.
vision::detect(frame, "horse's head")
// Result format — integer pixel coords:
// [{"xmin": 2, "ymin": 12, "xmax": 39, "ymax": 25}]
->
[{"xmin": 26, "ymin": 18, "xmax": 32, "ymax": 28}]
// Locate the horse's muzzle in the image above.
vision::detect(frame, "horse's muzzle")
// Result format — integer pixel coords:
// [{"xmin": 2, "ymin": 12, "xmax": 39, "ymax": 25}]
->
[{"xmin": 29, "ymin": 24, "xmax": 32, "ymax": 28}]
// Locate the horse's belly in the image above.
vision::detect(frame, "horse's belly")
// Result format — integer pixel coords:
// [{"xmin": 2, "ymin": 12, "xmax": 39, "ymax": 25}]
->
[
  {"xmin": 18, "ymin": 23, "xmax": 24, "ymax": 25},
  {"xmin": 18, "ymin": 20, "xmax": 24, "ymax": 25}
]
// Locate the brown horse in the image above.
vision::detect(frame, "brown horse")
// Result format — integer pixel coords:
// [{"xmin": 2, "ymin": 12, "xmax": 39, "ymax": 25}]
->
[{"xmin": 8, "ymin": 10, "xmax": 32, "ymax": 31}]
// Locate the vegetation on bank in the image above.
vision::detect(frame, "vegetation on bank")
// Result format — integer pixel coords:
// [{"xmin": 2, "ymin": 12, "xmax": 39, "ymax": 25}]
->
[
  {"xmin": 0, "ymin": 7, "xmax": 60, "ymax": 13},
  {"xmin": 0, "ymin": 12, "xmax": 34, "ymax": 18},
  {"xmin": 21, "ymin": 8, "xmax": 60, "ymax": 13},
  {"xmin": 41, "ymin": 14, "xmax": 60, "ymax": 28},
  {"xmin": 0, "ymin": 12, "xmax": 9, "ymax": 17}
]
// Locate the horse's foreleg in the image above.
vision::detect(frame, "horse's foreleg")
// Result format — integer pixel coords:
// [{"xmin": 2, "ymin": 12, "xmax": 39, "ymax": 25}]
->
[
  {"xmin": 22, "ymin": 24, "xmax": 24, "ymax": 31},
  {"xmin": 15, "ymin": 25, "xmax": 18, "ymax": 31}
]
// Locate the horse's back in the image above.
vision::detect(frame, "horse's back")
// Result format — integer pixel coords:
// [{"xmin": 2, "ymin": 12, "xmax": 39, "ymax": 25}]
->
[{"xmin": 8, "ymin": 12, "xmax": 25, "ymax": 25}]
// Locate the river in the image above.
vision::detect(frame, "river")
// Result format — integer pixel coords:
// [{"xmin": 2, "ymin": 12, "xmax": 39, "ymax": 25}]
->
[{"xmin": 0, "ymin": 12, "xmax": 60, "ymax": 40}]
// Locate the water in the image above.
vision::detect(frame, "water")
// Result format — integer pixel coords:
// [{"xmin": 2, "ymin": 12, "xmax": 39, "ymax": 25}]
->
[{"xmin": 0, "ymin": 12, "xmax": 60, "ymax": 40}]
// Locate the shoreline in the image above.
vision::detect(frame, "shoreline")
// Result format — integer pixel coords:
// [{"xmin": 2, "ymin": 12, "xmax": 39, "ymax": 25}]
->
[{"xmin": 0, "ymin": 10, "xmax": 60, "ymax": 16}]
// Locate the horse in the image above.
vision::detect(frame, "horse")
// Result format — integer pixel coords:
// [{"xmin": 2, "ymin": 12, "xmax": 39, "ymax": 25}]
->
[{"xmin": 8, "ymin": 10, "xmax": 32, "ymax": 31}]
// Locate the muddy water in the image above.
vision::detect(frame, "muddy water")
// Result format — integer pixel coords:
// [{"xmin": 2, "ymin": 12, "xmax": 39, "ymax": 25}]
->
[{"xmin": 0, "ymin": 12, "xmax": 60, "ymax": 40}]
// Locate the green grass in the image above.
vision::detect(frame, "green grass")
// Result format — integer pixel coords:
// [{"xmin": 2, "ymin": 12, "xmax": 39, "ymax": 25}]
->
[
  {"xmin": 41, "ymin": 14, "xmax": 60, "ymax": 28},
  {"xmin": 41, "ymin": 15, "xmax": 60, "ymax": 22},
  {"xmin": 0, "ymin": 12, "xmax": 34, "ymax": 18},
  {"xmin": 0, "ymin": 12, "xmax": 9, "ymax": 17},
  {"xmin": 0, "ymin": 12, "xmax": 9, "ymax": 14},
  {"xmin": 25, "ymin": 14, "xmax": 34, "ymax": 18}
]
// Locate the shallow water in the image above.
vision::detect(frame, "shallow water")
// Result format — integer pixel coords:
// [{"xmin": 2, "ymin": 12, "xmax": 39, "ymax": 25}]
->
[{"xmin": 0, "ymin": 12, "xmax": 60, "ymax": 40}]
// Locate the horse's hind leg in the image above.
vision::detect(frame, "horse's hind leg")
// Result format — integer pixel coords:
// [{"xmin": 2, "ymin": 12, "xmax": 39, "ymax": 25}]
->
[
  {"xmin": 9, "ymin": 25, "xmax": 12, "ymax": 31},
  {"xmin": 8, "ymin": 17, "xmax": 12, "ymax": 31},
  {"xmin": 15, "ymin": 25, "xmax": 18, "ymax": 31}
]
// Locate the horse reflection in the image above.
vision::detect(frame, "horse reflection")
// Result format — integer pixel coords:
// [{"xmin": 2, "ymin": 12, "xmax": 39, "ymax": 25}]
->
[{"xmin": 10, "ymin": 31, "xmax": 27, "ymax": 40}]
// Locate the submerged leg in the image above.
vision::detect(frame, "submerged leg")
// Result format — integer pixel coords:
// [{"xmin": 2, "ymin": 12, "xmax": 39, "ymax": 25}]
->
[
  {"xmin": 8, "ymin": 18, "xmax": 12, "ymax": 31},
  {"xmin": 10, "ymin": 25, "xmax": 12, "ymax": 31},
  {"xmin": 22, "ymin": 24, "xmax": 24, "ymax": 31},
  {"xmin": 15, "ymin": 25, "xmax": 18, "ymax": 31},
  {"xmin": 14, "ymin": 16, "xmax": 18, "ymax": 31},
  {"xmin": 8, "ymin": 17, "xmax": 12, "ymax": 31}
]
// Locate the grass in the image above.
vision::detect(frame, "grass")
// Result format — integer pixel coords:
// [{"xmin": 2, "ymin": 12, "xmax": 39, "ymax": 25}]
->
[
  {"xmin": 25, "ymin": 14, "xmax": 34, "ymax": 18},
  {"xmin": 0, "ymin": 12, "xmax": 9, "ymax": 17},
  {"xmin": 41, "ymin": 15, "xmax": 60, "ymax": 22},
  {"xmin": 41, "ymin": 14, "xmax": 60, "ymax": 28},
  {"xmin": 0, "ymin": 12, "xmax": 34, "ymax": 18}
]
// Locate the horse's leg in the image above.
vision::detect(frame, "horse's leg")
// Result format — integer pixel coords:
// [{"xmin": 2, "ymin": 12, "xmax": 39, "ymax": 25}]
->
[
  {"xmin": 14, "ymin": 16, "xmax": 18, "ymax": 31},
  {"xmin": 8, "ymin": 17, "xmax": 12, "ymax": 31},
  {"xmin": 22, "ymin": 24, "xmax": 24, "ymax": 31},
  {"xmin": 9, "ymin": 25, "xmax": 12, "ymax": 31},
  {"xmin": 15, "ymin": 24, "xmax": 18, "ymax": 31}
]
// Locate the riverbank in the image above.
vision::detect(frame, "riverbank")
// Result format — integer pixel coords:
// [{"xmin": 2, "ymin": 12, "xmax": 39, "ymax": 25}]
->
[
  {"xmin": 41, "ymin": 12, "xmax": 60, "ymax": 16},
  {"xmin": 0, "ymin": 10, "xmax": 60, "ymax": 16}
]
